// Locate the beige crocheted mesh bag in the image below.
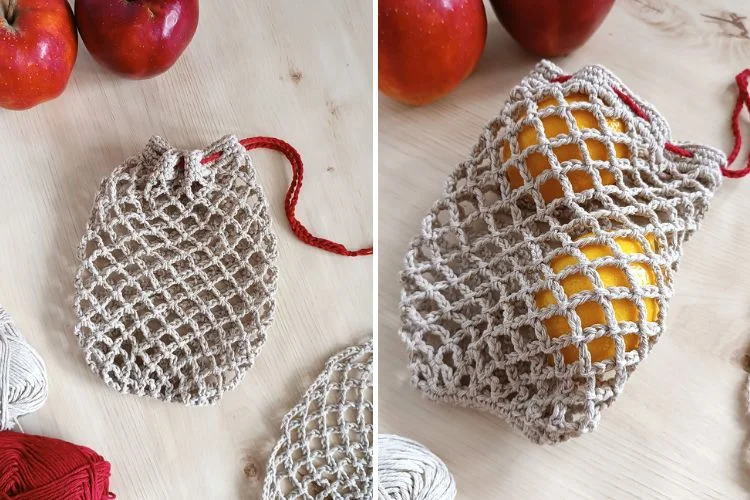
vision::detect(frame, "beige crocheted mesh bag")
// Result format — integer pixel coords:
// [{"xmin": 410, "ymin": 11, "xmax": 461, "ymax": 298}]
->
[
  {"xmin": 74, "ymin": 135, "xmax": 278, "ymax": 405},
  {"xmin": 264, "ymin": 339, "xmax": 373, "ymax": 499},
  {"xmin": 400, "ymin": 61, "xmax": 726, "ymax": 444}
]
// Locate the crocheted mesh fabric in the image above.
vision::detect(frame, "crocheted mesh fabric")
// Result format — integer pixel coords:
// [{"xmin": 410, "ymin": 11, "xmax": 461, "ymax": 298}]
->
[
  {"xmin": 264, "ymin": 340, "xmax": 373, "ymax": 499},
  {"xmin": 400, "ymin": 61, "xmax": 725, "ymax": 444},
  {"xmin": 74, "ymin": 135, "xmax": 278, "ymax": 406}
]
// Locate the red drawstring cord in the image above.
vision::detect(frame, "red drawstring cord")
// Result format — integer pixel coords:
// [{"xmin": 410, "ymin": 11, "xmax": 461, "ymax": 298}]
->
[
  {"xmin": 722, "ymin": 69, "xmax": 750, "ymax": 178},
  {"xmin": 554, "ymin": 69, "xmax": 750, "ymax": 178},
  {"xmin": 200, "ymin": 136, "xmax": 372, "ymax": 257}
]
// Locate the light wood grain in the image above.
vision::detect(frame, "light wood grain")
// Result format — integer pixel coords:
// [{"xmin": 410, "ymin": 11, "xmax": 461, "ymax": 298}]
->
[
  {"xmin": 0, "ymin": 1, "xmax": 372, "ymax": 498},
  {"xmin": 378, "ymin": 1, "xmax": 750, "ymax": 498}
]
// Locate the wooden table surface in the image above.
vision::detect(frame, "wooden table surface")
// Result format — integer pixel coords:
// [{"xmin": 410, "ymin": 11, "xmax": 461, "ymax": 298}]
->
[
  {"xmin": 379, "ymin": 0, "xmax": 750, "ymax": 498},
  {"xmin": 0, "ymin": 2, "xmax": 372, "ymax": 498}
]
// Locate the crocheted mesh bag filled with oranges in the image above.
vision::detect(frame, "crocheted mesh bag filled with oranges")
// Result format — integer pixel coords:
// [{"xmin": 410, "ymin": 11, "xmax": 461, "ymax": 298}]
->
[{"xmin": 400, "ymin": 60, "xmax": 726, "ymax": 444}]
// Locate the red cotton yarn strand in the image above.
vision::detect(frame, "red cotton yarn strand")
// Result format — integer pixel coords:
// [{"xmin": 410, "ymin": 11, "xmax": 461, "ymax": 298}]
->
[
  {"xmin": 0, "ymin": 431, "xmax": 113, "ymax": 500},
  {"xmin": 199, "ymin": 136, "xmax": 373, "ymax": 257}
]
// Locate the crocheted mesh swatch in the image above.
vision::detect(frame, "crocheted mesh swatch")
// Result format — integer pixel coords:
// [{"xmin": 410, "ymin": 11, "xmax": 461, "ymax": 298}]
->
[
  {"xmin": 74, "ymin": 135, "xmax": 278, "ymax": 406},
  {"xmin": 264, "ymin": 340, "xmax": 373, "ymax": 499},
  {"xmin": 400, "ymin": 61, "xmax": 725, "ymax": 444}
]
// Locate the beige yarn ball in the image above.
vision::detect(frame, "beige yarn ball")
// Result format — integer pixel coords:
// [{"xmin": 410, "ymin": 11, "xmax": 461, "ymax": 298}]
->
[
  {"xmin": 0, "ymin": 306, "xmax": 48, "ymax": 430},
  {"xmin": 378, "ymin": 434, "xmax": 456, "ymax": 500}
]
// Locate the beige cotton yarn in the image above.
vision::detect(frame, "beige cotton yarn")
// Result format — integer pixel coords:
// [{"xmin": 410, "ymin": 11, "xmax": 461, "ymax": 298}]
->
[
  {"xmin": 0, "ymin": 305, "xmax": 48, "ymax": 430},
  {"xmin": 264, "ymin": 340, "xmax": 373, "ymax": 499},
  {"xmin": 400, "ymin": 60, "xmax": 725, "ymax": 444},
  {"xmin": 74, "ymin": 135, "xmax": 278, "ymax": 406},
  {"xmin": 378, "ymin": 434, "xmax": 456, "ymax": 500}
]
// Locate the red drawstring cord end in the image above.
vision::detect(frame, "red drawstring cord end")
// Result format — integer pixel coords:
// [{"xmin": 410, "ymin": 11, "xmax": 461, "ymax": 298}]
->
[
  {"xmin": 240, "ymin": 137, "xmax": 372, "ymax": 257},
  {"xmin": 200, "ymin": 136, "xmax": 372, "ymax": 257},
  {"xmin": 557, "ymin": 69, "xmax": 750, "ymax": 178},
  {"xmin": 722, "ymin": 68, "xmax": 750, "ymax": 178}
]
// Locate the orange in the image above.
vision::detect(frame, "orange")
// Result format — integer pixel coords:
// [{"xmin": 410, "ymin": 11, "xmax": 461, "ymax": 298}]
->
[
  {"xmin": 503, "ymin": 93, "xmax": 629, "ymax": 201},
  {"xmin": 535, "ymin": 233, "xmax": 658, "ymax": 364}
]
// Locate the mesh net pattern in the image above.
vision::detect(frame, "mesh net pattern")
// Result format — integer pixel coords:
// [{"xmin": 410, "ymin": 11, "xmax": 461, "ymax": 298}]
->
[
  {"xmin": 74, "ymin": 135, "xmax": 278, "ymax": 406},
  {"xmin": 264, "ymin": 340, "xmax": 373, "ymax": 499},
  {"xmin": 400, "ymin": 61, "xmax": 725, "ymax": 444}
]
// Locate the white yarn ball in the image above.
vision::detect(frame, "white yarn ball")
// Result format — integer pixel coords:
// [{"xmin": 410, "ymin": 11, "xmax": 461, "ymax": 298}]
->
[
  {"xmin": 378, "ymin": 434, "xmax": 457, "ymax": 500},
  {"xmin": 0, "ymin": 306, "xmax": 48, "ymax": 430}
]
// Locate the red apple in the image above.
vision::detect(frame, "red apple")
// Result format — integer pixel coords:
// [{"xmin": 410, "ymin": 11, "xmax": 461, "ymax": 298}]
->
[
  {"xmin": 75, "ymin": 0, "xmax": 198, "ymax": 79},
  {"xmin": 379, "ymin": 0, "xmax": 487, "ymax": 106},
  {"xmin": 0, "ymin": 0, "xmax": 77, "ymax": 110},
  {"xmin": 489, "ymin": 0, "xmax": 614, "ymax": 57}
]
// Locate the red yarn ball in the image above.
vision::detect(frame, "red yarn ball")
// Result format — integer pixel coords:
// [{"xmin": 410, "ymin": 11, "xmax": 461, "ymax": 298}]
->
[{"xmin": 0, "ymin": 431, "xmax": 113, "ymax": 499}]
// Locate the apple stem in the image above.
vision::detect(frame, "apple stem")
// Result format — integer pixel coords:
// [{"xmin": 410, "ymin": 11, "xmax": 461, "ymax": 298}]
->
[{"xmin": 4, "ymin": 0, "xmax": 16, "ymax": 23}]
